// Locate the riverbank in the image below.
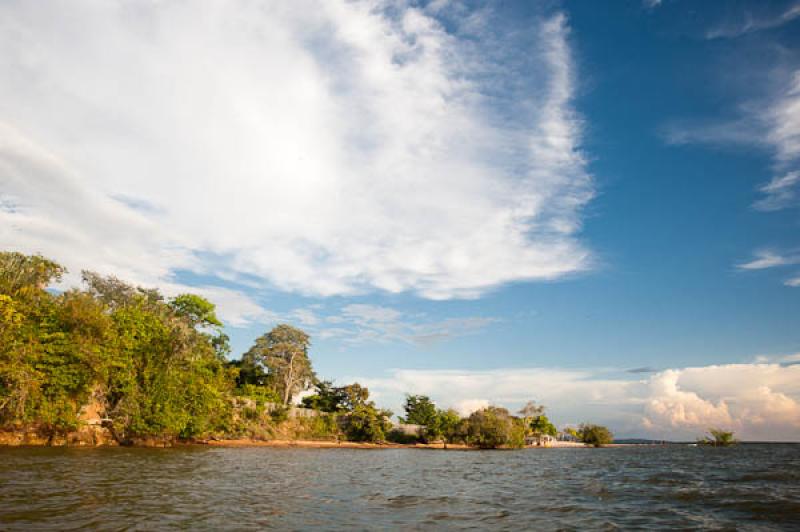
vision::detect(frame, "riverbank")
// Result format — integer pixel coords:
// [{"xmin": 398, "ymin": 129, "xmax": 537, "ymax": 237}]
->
[
  {"xmin": 0, "ymin": 428, "xmax": 598, "ymax": 449},
  {"xmin": 197, "ymin": 438, "xmax": 594, "ymax": 450}
]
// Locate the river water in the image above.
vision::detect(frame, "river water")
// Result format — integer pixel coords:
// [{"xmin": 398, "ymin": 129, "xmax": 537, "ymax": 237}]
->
[{"xmin": 1, "ymin": 444, "xmax": 798, "ymax": 530}]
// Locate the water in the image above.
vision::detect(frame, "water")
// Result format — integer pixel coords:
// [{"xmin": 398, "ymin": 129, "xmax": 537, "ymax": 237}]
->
[{"xmin": 1, "ymin": 445, "xmax": 799, "ymax": 530}]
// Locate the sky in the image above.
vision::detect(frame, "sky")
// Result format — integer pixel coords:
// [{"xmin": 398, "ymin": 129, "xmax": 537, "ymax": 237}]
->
[{"xmin": 1, "ymin": 0, "xmax": 799, "ymax": 441}]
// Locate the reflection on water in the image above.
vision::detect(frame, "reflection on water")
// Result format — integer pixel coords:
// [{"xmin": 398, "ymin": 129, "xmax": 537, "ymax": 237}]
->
[{"xmin": 1, "ymin": 444, "xmax": 799, "ymax": 530}]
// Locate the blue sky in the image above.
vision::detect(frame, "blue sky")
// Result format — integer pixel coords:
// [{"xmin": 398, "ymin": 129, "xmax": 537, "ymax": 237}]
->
[{"xmin": 2, "ymin": 0, "xmax": 800, "ymax": 439}]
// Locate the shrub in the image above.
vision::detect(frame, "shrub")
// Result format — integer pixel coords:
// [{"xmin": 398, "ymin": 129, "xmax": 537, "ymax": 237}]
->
[
  {"xmin": 463, "ymin": 406, "xmax": 522, "ymax": 449},
  {"xmin": 269, "ymin": 405, "xmax": 290, "ymax": 424},
  {"xmin": 342, "ymin": 403, "xmax": 392, "ymax": 442},
  {"xmin": 577, "ymin": 424, "xmax": 614, "ymax": 447}
]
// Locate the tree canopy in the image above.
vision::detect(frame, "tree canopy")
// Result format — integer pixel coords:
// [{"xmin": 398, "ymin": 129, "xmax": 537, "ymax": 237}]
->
[
  {"xmin": 401, "ymin": 394, "xmax": 438, "ymax": 426},
  {"xmin": 244, "ymin": 324, "xmax": 315, "ymax": 405},
  {"xmin": 463, "ymin": 406, "xmax": 525, "ymax": 449},
  {"xmin": 576, "ymin": 423, "xmax": 614, "ymax": 447}
]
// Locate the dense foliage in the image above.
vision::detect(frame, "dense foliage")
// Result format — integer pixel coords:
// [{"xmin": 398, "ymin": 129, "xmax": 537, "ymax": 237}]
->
[
  {"xmin": 400, "ymin": 394, "xmax": 438, "ymax": 426},
  {"xmin": 700, "ymin": 428, "xmax": 736, "ymax": 447},
  {"xmin": 1, "ymin": 251, "xmax": 615, "ymax": 449},
  {"xmin": 576, "ymin": 423, "xmax": 614, "ymax": 447},
  {"xmin": 463, "ymin": 406, "xmax": 525, "ymax": 449},
  {"xmin": 0, "ymin": 252, "xmax": 234, "ymax": 442}
]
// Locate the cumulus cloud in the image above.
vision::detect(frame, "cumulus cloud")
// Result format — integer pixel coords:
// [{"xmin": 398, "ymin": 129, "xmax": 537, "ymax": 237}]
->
[
  {"xmin": 0, "ymin": 0, "xmax": 592, "ymax": 302},
  {"xmin": 355, "ymin": 363, "xmax": 800, "ymax": 440}
]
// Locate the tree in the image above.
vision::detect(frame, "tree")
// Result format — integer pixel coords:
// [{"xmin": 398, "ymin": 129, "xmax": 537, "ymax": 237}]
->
[
  {"xmin": 342, "ymin": 403, "xmax": 392, "ymax": 442},
  {"xmin": 463, "ymin": 406, "xmax": 523, "ymax": 449},
  {"xmin": 518, "ymin": 400, "xmax": 545, "ymax": 419},
  {"xmin": 0, "ymin": 252, "xmax": 64, "ymax": 296},
  {"xmin": 701, "ymin": 428, "xmax": 736, "ymax": 447},
  {"xmin": 424, "ymin": 408, "xmax": 462, "ymax": 447},
  {"xmin": 339, "ymin": 383, "xmax": 370, "ymax": 411},
  {"xmin": 81, "ymin": 270, "xmax": 162, "ymax": 308},
  {"xmin": 1, "ymin": 254, "xmax": 235, "ymax": 442},
  {"xmin": 529, "ymin": 414, "xmax": 558, "ymax": 439},
  {"xmin": 169, "ymin": 294, "xmax": 222, "ymax": 328},
  {"xmin": 576, "ymin": 423, "xmax": 613, "ymax": 447},
  {"xmin": 244, "ymin": 324, "xmax": 315, "ymax": 405},
  {"xmin": 302, "ymin": 380, "xmax": 348, "ymax": 412},
  {"xmin": 401, "ymin": 394, "xmax": 437, "ymax": 426}
]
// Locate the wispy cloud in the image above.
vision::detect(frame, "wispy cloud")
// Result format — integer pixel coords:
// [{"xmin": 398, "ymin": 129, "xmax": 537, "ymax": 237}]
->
[
  {"xmin": 306, "ymin": 303, "xmax": 495, "ymax": 346},
  {"xmin": 736, "ymin": 249, "xmax": 800, "ymax": 287},
  {"xmin": 785, "ymin": 275, "xmax": 800, "ymax": 287},
  {"xmin": 754, "ymin": 171, "xmax": 800, "ymax": 211},
  {"xmin": 0, "ymin": 1, "xmax": 593, "ymax": 301},
  {"xmin": 357, "ymin": 363, "xmax": 800, "ymax": 440},
  {"xmin": 627, "ymin": 366, "xmax": 659, "ymax": 374},
  {"xmin": 664, "ymin": 62, "xmax": 800, "ymax": 285},
  {"xmin": 737, "ymin": 249, "xmax": 800, "ymax": 270},
  {"xmin": 642, "ymin": 0, "xmax": 662, "ymax": 10},
  {"xmin": 706, "ymin": 2, "xmax": 800, "ymax": 39}
]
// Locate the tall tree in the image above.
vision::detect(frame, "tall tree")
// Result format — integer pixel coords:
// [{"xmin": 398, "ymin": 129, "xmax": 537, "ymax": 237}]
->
[
  {"xmin": 245, "ymin": 324, "xmax": 314, "ymax": 404},
  {"xmin": 401, "ymin": 394, "xmax": 437, "ymax": 425},
  {"xmin": 518, "ymin": 400, "xmax": 545, "ymax": 419}
]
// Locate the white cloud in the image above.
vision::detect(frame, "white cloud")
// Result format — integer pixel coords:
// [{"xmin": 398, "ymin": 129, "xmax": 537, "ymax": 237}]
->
[
  {"xmin": 706, "ymin": 2, "xmax": 800, "ymax": 39},
  {"xmin": 642, "ymin": 0, "xmax": 662, "ymax": 10},
  {"xmin": 161, "ymin": 283, "xmax": 278, "ymax": 328},
  {"xmin": 355, "ymin": 363, "xmax": 800, "ymax": 440},
  {"xmin": 0, "ymin": 1, "xmax": 592, "ymax": 301},
  {"xmin": 300, "ymin": 303, "xmax": 495, "ymax": 345},
  {"xmin": 754, "ymin": 171, "xmax": 800, "ymax": 211},
  {"xmin": 737, "ymin": 249, "xmax": 800, "ymax": 270},
  {"xmin": 666, "ymin": 67, "xmax": 800, "ymax": 284}
]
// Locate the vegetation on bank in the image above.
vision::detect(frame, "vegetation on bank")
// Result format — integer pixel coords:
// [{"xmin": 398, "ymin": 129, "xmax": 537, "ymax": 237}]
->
[
  {"xmin": 698, "ymin": 428, "xmax": 736, "ymax": 447},
  {"xmin": 0, "ymin": 251, "xmax": 613, "ymax": 448}
]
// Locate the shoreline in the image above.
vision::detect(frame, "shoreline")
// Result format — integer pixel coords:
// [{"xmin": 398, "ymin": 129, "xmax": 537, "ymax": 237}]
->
[{"xmin": 196, "ymin": 439, "xmax": 596, "ymax": 450}]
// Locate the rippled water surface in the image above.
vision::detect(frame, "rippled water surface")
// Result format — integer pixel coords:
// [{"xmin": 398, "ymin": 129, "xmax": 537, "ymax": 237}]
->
[{"xmin": 1, "ymin": 444, "xmax": 799, "ymax": 530}]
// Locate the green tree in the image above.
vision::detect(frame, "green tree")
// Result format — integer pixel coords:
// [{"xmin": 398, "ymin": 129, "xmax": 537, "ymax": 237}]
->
[
  {"xmin": 463, "ymin": 406, "xmax": 522, "ymax": 449},
  {"xmin": 700, "ymin": 428, "xmax": 736, "ymax": 447},
  {"xmin": 529, "ymin": 414, "xmax": 558, "ymax": 439},
  {"xmin": 0, "ymin": 252, "xmax": 64, "ymax": 296},
  {"xmin": 244, "ymin": 324, "xmax": 315, "ymax": 404},
  {"xmin": 576, "ymin": 423, "xmax": 614, "ymax": 447},
  {"xmin": 401, "ymin": 394, "xmax": 437, "ymax": 426},
  {"xmin": 339, "ymin": 382, "xmax": 370, "ymax": 411},
  {"xmin": 342, "ymin": 402, "xmax": 392, "ymax": 442},
  {"xmin": 424, "ymin": 408, "xmax": 462, "ymax": 447},
  {"xmin": 302, "ymin": 380, "xmax": 348, "ymax": 412},
  {"xmin": 169, "ymin": 294, "xmax": 223, "ymax": 328}
]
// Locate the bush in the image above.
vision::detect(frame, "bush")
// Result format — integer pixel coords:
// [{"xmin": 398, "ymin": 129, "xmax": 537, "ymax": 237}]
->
[
  {"xmin": 699, "ymin": 428, "xmax": 736, "ymax": 447},
  {"xmin": 577, "ymin": 424, "xmax": 613, "ymax": 447},
  {"xmin": 386, "ymin": 429, "xmax": 420, "ymax": 444},
  {"xmin": 463, "ymin": 406, "xmax": 522, "ymax": 449},
  {"xmin": 297, "ymin": 414, "xmax": 340, "ymax": 440},
  {"xmin": 342, "ymin": 404, "xmax": 391, "ymax": 442},
  {"xmin": 269, "ymin": 405, "xmax": 290, "ymax": 423},
  {"xmin": 234, "ymin": 384, "xmax": 281, "ymax": 405}
]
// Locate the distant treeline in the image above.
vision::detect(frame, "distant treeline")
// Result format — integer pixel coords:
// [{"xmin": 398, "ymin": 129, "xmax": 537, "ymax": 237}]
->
[{"xmin": 0, "ymin": 251, "xmax": 613, "ymax": 448}]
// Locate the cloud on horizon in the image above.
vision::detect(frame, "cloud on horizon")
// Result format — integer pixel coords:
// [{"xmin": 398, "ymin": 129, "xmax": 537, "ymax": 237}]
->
[
  {"xmin": 0, "ymin": 0, "xmax": 593, "ymax": 310},
  {"xmin": 355, "ymin": 362, "xmax": 800, "ymax": 441}
]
